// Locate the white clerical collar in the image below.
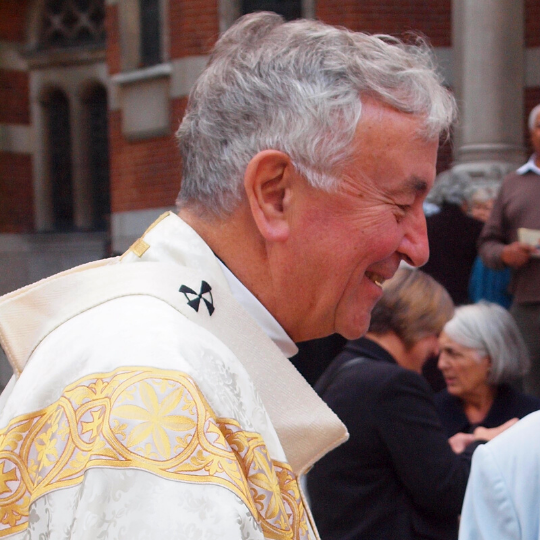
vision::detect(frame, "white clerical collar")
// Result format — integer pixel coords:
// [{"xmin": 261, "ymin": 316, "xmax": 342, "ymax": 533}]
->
[
  {"xmin": 217, "ymin": 260, "xmax": 298, "ymax": 358},
  {"xmin": 517, "ymin": 154, "xmax": 540, "ymax": 176}
]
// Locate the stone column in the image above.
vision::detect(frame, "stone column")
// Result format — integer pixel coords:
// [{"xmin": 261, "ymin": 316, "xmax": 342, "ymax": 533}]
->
[{"xmin": 452, "ymin": 0, "xmax": 525, "ymax": 180}]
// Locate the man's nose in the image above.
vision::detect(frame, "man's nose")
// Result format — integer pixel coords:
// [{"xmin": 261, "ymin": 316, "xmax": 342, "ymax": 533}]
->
[{"xmin": 398, "ymin": 210, "xmax": 429, "ymax": 268}]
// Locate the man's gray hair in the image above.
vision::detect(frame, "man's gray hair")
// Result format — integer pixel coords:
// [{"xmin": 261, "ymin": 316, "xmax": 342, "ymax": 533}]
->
[
  {"xmin": 528, "ymin": 104, "xmax": 540, "ymax": 131},
  {"xmin": 443, "ymin": 302, "xmax": 530, "ymax": 385},
  {"xmin": 176, "ymin": 12, "xmax": 457, "ymax": 216}
]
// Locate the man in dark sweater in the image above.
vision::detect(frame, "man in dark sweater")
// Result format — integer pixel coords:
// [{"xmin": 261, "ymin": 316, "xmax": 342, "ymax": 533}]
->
[{"xmin": 478, "ymin": 104, "xmax": 540, "ymax": 398}]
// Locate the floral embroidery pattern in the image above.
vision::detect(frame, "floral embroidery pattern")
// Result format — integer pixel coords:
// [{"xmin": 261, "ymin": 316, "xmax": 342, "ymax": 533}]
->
[
  {"xmin": 0, "ymin": 367, "xmax": 309, "ymax": 539},
  {"xmin": 221, "ymin": 421, "xmax": 310, "ymax": 540}
]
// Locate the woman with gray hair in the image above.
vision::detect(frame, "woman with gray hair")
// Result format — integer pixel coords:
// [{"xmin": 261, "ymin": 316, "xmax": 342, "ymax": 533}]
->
[{"xmin": 435, "ymin": 302, "xmax": 540, "ymax": 438}]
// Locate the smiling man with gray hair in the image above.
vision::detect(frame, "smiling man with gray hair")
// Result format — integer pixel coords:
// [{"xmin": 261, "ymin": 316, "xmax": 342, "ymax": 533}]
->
[{"xmin": 0, "ymin": 12, "xmax": 455, "ymax": 539}]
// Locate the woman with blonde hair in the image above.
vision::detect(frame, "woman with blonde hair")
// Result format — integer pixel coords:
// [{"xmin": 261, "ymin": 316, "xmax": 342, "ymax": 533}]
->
[{"xmin": 308, "ymin": 269, "xmax": 514, "ymax": 540}]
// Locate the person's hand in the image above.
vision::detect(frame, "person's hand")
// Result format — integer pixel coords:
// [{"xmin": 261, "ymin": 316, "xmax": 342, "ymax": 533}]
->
[
  {"xmin": 473, "ymin": 418, "xmax": 519, "ymax": 442},
  {"xmin": 501, "ymin": 242, "xmax": 534, "ymax": 268},
  {"xmin": 448, "ymin": 432, "xmax": 476, "ymax": 453}
]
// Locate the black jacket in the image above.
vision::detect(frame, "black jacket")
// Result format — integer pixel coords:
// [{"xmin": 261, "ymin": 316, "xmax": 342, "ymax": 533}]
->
[
  {"xmin": 434, "ymin": 384, "xmax": 540, "ymax": 438},
  {"xmin": 308, "ymin": 338, "xmax": 477, "ymax": 540},
  {"xmin": 422, "ymin": 202, "xmax": 484, "ymax": 306}
]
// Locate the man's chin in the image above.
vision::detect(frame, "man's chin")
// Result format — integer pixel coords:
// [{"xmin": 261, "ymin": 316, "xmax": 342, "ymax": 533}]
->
[{"xmin": 337, "ymin": 314, "xmax": 371, "ymax": 341}]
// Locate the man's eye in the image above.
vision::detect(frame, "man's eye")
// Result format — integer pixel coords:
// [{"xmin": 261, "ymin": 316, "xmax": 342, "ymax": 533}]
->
[
  {"xmin": 392, "ymin": 200, "xmax": 414, "ymax": 223},
  {"xmin": 394, "ymin": 204, "xmax": 411, "ymax": 219}
]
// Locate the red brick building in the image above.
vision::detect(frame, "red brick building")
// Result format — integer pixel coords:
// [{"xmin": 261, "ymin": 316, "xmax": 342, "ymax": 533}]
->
[{"xmin": 0, "ymin": 1, "xmax": 537, "ymax": 316}]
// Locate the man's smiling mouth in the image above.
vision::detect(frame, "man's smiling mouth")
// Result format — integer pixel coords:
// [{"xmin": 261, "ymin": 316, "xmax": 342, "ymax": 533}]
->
[{"xmin": 366, "ymin": 271, "xmax": 385, "ymax": 288}]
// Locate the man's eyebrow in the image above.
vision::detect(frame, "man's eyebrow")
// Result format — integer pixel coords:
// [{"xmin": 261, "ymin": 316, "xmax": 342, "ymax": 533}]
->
[{"xmin": 390, "ymin": 177, "xmax": 429, "ymax": 197}]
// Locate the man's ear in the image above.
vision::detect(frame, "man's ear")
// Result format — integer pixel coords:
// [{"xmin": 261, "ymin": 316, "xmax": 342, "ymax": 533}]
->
[{"xmin": 244, "ymin": 150, "xmax": 295, "ymax": 242}]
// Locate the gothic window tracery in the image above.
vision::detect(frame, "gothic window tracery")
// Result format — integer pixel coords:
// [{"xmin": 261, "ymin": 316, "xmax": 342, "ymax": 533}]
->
[{"xmin": 39, "ymin": 0, "xmax": 105, "ymax": 50}]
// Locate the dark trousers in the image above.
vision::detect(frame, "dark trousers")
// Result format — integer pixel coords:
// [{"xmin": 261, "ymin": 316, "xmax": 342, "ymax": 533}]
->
[{"xmin": 511, "ymin": 301, "xmax": 540, "ymax": 398}]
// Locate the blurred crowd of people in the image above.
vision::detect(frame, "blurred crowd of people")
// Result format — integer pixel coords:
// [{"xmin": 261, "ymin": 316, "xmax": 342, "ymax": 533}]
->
[
  {"xmin": 297, "ymin": 104, "xmax": 540, "ymax": 540},
  {"xmin": 307, "ymin": 270, "xmax": 540, "ymax": 540}
]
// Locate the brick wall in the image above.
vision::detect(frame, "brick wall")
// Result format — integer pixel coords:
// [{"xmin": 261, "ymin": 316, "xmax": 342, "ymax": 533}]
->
[
  {"xmin": 0, "ymin": 0, "xmax": 28, "ymax": 42},
  {"xmin": 0, "ymin": 2, "xmax": 32, "ymax": 233},
  {"xmin": 106, "ymin": 0, "xmax": 215, "ymax": 213},
  {"xmin": 169, "ymin": 0, "xmax": 219, "ymax": 59},
  {"xmin": 316, "ymin": 0, "xmax": 451, "ymax": 47},
  {"xmin": 0, "ymin": 152, "xmax": 34, "ymax": 233},
  {"xmin": 0, "ymin": 70, "xmax": 29, "ymax": 125},
  {"xmin": 109, "ymin": 98, "xmax": 187, "ymax": 212}
]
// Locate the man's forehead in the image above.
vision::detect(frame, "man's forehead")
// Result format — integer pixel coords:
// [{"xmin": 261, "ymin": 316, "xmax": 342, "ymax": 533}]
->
[{"xmin": 354, "ymin": 101, "xmax": 435, "ymax": 154}]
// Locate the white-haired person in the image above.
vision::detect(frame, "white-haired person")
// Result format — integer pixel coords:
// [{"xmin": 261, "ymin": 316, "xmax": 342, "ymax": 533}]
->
[
  {"xmin": 308, "ymin": 269, "xmax": 512, "ymax": 540},
  {"xmin": 466, "ymin": 183, "xmax": 498, "ymax": 224},
  {"xmin": 435, "ymin": 302, "xmax": 540, "ymax": 439},
  {"xmin": 0, "ymin": 12, "xmax": 456, "ymax": 540}
]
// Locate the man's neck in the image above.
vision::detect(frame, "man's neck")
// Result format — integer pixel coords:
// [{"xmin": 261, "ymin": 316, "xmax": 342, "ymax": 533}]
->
[{"xmin": 178, "ymin": 206, "xmax": 277, "ymax": 324}]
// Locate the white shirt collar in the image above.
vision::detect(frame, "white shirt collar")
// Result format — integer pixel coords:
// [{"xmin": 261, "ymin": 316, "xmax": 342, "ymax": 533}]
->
[
  {"xmin": 517, "ymin": 154, "xmax": 540, "ymax": 176},
  {"xmin": 217, "ymin": 260, "xmax": 298, "ymax": 358}
]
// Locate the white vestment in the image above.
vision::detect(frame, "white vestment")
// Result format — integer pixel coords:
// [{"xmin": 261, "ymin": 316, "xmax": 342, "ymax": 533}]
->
[
  {"xmin": 459, "ymin": 410, "xmax": 540, "ymax": 540},
  {"xmin": 0, "ymin": 212, "xmax": 347, "ymax": 540}
]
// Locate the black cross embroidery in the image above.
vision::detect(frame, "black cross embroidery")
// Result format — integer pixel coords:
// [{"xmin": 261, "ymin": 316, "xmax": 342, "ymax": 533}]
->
[{"xmin": 179, "ymin": 281, "xmax": 215, "ymax": 315}]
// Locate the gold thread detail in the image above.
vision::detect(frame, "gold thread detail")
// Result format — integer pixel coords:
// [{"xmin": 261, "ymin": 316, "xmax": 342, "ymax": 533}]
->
[
  {"xmin": 0, "ymin": 367, "xmax": 309, "ymax": 539},
  {"xmin": 129, "ymin": 238, "xmax": 150, "ymax": 258},
  {"xmin": 120, "ymin": 212, "xmax": 170, "ymax": 259}
]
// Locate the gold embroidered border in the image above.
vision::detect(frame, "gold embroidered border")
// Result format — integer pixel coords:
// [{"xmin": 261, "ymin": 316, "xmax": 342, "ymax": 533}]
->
[{"xmin": 0, "ymin": 367, "xmax": 309, "ymax": 539}]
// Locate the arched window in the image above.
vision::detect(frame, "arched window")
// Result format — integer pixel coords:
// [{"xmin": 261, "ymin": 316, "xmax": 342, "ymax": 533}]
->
[
  {"xmin": 39, "ymin": 0, "xmax": 105, "ymax": 50},
  {"xmin": 241, "ymin": 0, "xmax": 301, "ymax": 20},
  {"xmin": 44, "ymin": 89, "xmax": 74, "ymax": 231},
  {"xmin": 84, "ymin": 85, "xmax": 110, "ymax": 231}
]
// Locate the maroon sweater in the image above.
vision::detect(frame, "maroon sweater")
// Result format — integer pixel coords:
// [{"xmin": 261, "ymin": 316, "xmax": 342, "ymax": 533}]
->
[{"xmin": 479, "ymin": 170, "xmax": 540, "ymax": 303}]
